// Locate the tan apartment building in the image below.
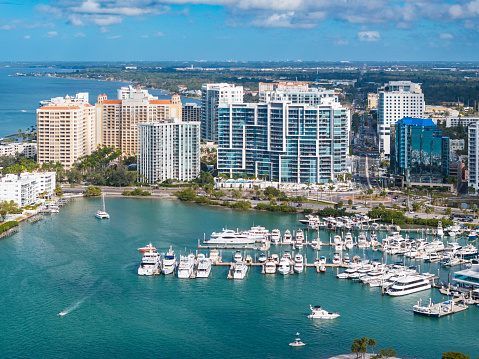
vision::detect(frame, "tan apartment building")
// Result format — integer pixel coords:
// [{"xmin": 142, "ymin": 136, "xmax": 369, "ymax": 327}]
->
[
  {"xmin": 37, "ymin": 95, "xmax": 95, "ymax": 168},
  {"xmin": 96, "ymin": 87, "xmax": 182, "ymax": 155}
]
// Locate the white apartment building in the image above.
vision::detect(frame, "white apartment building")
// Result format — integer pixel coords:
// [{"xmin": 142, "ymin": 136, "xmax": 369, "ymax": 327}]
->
[
  {"xmin": 37, "ymin": 95, "xmax": 95, "ymax": 168},
  {"xmin": 446, "ymin": 116, "xmax": 479, "ymax": 128},
  {"xmin": 378, "ymin": 81, "xmax": 425, "ymax": 156},
  {"xmin": 200, "ymin": 83, "xmax": 243, "ymax": 142},
  {"xmin": 40, "ymin": 92, "xmax": 89, "ymax": 106},
  {"xmin": 138, "ymin": 119, "xmax": 201, "ymax": 184},
  {"xmin": 258, "ymin": 82, "xmax": 309, "ymax": 92},
  {"xmin": 259, "ymin": 87, "xmax": 337, "ymax": 105},
  {"xmin": 117, "ymin": 85, "xmax": 158, "ymax": 100},
  {"xmin": 0, "ymin": 172, "xmax": 55, "ymax": 207},
  {"xmin": 469, "ymin": 122, "xmax": 479, "ymax": 193},
  {"xmin": 0, "ymin": 142, "xmax": 37, "ymax": 158}
]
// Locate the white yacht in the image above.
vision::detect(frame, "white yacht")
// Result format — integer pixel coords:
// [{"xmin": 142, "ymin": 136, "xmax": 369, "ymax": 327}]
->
[
  {"xmin": 307, "ymin": 305, "xmax": 340, "ymax": 319},
  {"xmin": 233, "ymin": 250, "xmax": 243, "ymax": 262},
  {"xmin": 357, "ymin": 232, "xmax": 369, "ymax": 248},
  {"xmin": 138, "ymin": 248, "xmax": 161, "ymax": 276},
  {"xmin": 264, "ymin": 257, "xmax": 277, "ymax": 274},
  {"xmin": 278, "ymin": 256, "xmax": 291, "ymax": 275},
  {"xmin": 258, "ymin": 253, "xmax": 267, "ymax": 263},
  {"xmin": 283, "ymin": 230, "xmax": 293, "ymax": 244},
  {"xmin": 196, "ymin": 253, "xmax": 212, "ymax": 278},
  {"xmin": 271, "ymin": 229, "xmax": 281, "ymax": 244},
  {"xmin": 469, "ymin": 229, "xmax": 477, "ymax": 241},
  {"xmin": 332, "ymin": 253, "xmax": 341, "ymax": 265},
  {"xmin": 295, "ymin": 229, "xmax": 304, "ymax": 248},
  {"xmin": 293, "ymin": 253, "xmax": 304, "ymax": 273},
  {"xmin": 437, "ymin": 221, "xmax": 444, "ymax": 238},
  {"xmin": 95, "ymin": 194, "xmax": 110, "ymax": 219},
  {"xmin": 233, "ymin": 261, "xmax": 248, "ymax": 279},
  {"xmin": 386, "ymin": 275, "xmax": 431, "ymax": 296},
  {"xmin": 311, "ymin": 238, "xmax": 321, "ymax": 250},
  {"xmin": 344, "ymin": 233, "xmax": 354, "ymax": 250},
  {"xmin": 177, "ymin": 254, "xmax": 196, "ymax": 279},
  {"xmin": 205, "ymin": 229, "xmax": 256, "ymax": 245},
  {"xmin": 162, "ymin": 246, "xmax": 177, "ymax": 275},
  {"xmin": 289, "ymin": 333, "xmax": 306, "ymax": 347}
]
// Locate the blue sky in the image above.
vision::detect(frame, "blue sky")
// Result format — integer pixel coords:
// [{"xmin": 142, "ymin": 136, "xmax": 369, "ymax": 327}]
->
[{"xmin": 1, "ymin": 0, "xmax": 479, "ymax": 61}]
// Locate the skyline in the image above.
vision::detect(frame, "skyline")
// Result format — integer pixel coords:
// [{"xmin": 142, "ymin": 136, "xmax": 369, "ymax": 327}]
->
[{"xmin": 1, "ymin": 1, "xmax": 479, "ymax": 62}]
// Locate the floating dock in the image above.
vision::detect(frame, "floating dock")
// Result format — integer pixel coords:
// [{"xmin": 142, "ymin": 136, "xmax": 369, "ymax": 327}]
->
[{"xmin": 413, "ymin": 297, "xmax": 468, "ymax": 317}]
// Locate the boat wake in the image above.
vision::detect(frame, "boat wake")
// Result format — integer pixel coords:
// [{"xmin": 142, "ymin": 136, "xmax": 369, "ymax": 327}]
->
[{"xmin": 58, "ymin": 296, "xmax": 87, "ymax": 317}]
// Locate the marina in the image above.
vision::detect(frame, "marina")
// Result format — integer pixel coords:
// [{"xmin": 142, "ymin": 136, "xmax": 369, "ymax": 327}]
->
[{"xmin": 2, "ymin": 197, "xmax": 479, "ymax": 359}]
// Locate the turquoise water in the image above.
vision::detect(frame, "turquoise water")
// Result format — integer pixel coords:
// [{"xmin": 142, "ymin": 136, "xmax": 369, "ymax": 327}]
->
[
  {"xmin": 1, "ymin": 197, "xmax": 478, "ymax": 359},
  {"xmin": 0, "ymin": 67, "xmax": 199, "ymax": 137}
]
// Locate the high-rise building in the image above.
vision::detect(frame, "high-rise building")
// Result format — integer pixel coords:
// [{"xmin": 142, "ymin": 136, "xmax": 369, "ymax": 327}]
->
[
  {"xmin": 378, "ymin": 81, "xmax": 425, "ymax": 156},
  {"xmin": 200, "ymin": 83, "xmax": 243, "ymax": 142},
  {"xmin": 96, "ymin": 87, "xmax": 182, "ymax": 155},
  {"xmin": 138, "ymin": 119, "xmax": 201, "ymax": 184},
  {"xmin": 259, "ymin": 86, "xmax": 337, "ymax": 105},
  {"xmin": 367, "ymin": 93, "xmax": 379, "ymax": 109},
  {"xmin": 182, "ymin": 103, "xmax": 201, "ymax": 122},
  {"xmin": 217, "ymin": 98, "xmax": 350, "ymax": 183},
  {"xmin": 390, "ymin": 117, "xmax": 449, "ymax": 185},
  {"xmin": 37, "ymin": 95, "xmax": 95, "ymax": 167},
  {"xmin": 117, "ymin": 85, "xmax": 158, "ymax": 100},
  {"xmin": 468, "ymin": 122, "xmax": 479, "ymax": 193},
  {"xmin": 258, "ymin": 82, "xmax": 309, "ymax": 92}
]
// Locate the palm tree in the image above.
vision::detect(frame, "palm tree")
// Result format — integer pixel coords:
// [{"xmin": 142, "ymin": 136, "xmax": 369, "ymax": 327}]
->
[
  {"xmin": 345, "ymin": 172, "xmax": 352, "ymax": 182},
  {"xmin": 337, "ymin": 174, "xmax": 344, "ymax": 183},
  {"xmin": 329, "ymin": 185, "xmax": 335, "ymax": 202}
]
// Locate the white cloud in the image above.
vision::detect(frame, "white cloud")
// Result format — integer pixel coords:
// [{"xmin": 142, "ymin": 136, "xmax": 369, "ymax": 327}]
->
[
  {"xmin": 358, "ymin": 31, "xmax": 380, "ymax": 42},
  {"xmin": 107, "ymin": 35, "xmax": 121, "ymax": 39},
  {"xmin": 1, "ymin": 25, "xmax": 12, "ymax": 30},
  {"xmin": 141, "ymin": 34, "xmax": 149, "ymax": 38},
  {"xmin": 75, "ymin": 32, "xmax": 86, "ymax": 37},
  {"xmin": 440, "ymin": 33, "xmax": 453, "ymax": 39},
  {"xmin": 44, "ymin": 31, "xmax": 58, "ymax": 37},
  {"xmin": 91, "ymin": 15, "xmax": 122, "ymax": 26},
  {"xmin": 153, "ymin": 31, "xmax": 164, "ymax": 37},
  {"xmin": 249, "ymin": 12, "xmax": 316, "ymax": 28},
  {"xmin": 334, "ymin": 39, "xmax": 349, "ymax": 46},
  {"xmin": 24, "ymin": 35, "xmax": 31, "ymax": 39}
]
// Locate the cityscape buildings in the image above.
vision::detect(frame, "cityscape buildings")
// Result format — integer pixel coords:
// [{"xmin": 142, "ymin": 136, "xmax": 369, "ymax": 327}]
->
[
  {"xmin": 446, "ymin": 116, "xmax": 479, "ymax": 128},
  {"xmin": 0, "ymin": 141, "xmax": 37, "ymax": 158},
  {"xmin": 259, "ymin": 86, "xmax": 337, "ymax": 106},
  {"xmin": 37, "ymin": 95, "xmax": 95, "ymax": 168},
  {"xmin": 182, "ymin": 103, "xmax": 201, "ymax": 122},
  {"xmin": 468, "ymin": 121, "xmax": 479, "ymax": 193},
  {"xmin": 217, "ymin": 98, "xmax": 350, "ymax": 183},
  {"xmin": 138, "ymin": 119, "xmax": 201, "ymax": 184},
  {"xmin": 200, "ymin": 83, "xmax": 243, "ymax": 142},
  {"xmin": 0, "ymin": 172, "xmax": 55, "ymax": 207},
  {"xmin": 96, "ymin": 87, "xmax": 182, "ymax": 155},
  {"xmin": 390, "ymin": 117, "xmax": 450, "ymax": 186},
  {"xmin": 378, "ymin": 81, "xmax": 425, "ymax": 156}
]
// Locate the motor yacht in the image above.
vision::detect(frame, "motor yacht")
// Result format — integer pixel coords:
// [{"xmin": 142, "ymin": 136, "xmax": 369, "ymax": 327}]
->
[
  {"xmin": 386, "ymin": 275, "xmax": 431, "ymax": 296},
  {"xmin": 311, "ymin": 238, "xmax": 321, "ymax": 250},
  {"xmin": 138, "ymin": 243, "xmax": 156, "ymax": 252},
  {"xmin": 205, "ymin": 229, "xmax": 256, "ymax": 245},
  {"xmin": 357, "ymin": 232, "xmax": 369, "ymax": 248},
  {"xmin": 271, "ymin": 229, "xmax": 281, "ymax": 244},
  {"xmin": 233, "ymin": 250, "xmax": 243, "ymax": 262},
  {"xmin": 307, "ymin": 305, "xmax": 340, "ymax": 319},
  {"xmin": 162, "ymin": 246, "xmax": 177, "ymax": 275},
  {"xmin": 209, "ymin": 249, "xmax": 221, "ymax": 264},
  {"xmin": 469, "ymin": 229, "xmax": 477, "ymax": 241},
  {"xmin": 289, "ymin": 333, "xmax": 306, "ymax": 347},
  {"xmin": 138, "ymin": 247, "xmax": 161, "ymax": 276},
  {"xmin": 278, "ymin": 256, "xmax": 291, "ymax": 275},
  {"xmin": 196, "ymin": 253, "xmax": 212, "ymax": 278},
  {"xmin": 295, "ymin": 229, "xmax": 304, "ymax": 248},
  {"xmin": 437, "ymin": 221, "xmax": 444, "ymax": 238},
  {"xmin": 344, "ymin": 233, "xmax": 354, "ymax": 250},
  {"xmin": 264, "ymin": 257, "xmax": 277, "ymax": 274},
  {"xmin": 293, "ymin": 253, "xmax": 304, "ymax": 273},
  {"xmin": 332, "ymin": 253, "xmax": 341, "ymax": 265},
  {"xmin": 258, "ymin": 253, "xmax": 267, "ymax": 263},
  {"xmin": 233, "ymin": 261, "xmax": 248, "ymax": 279},
  {"xmin": 283, "ymin": 230, "xmax": 293, "ymax": 244},
  {"xmin": 177, "ymin": 253, "xmax": 196, "ymax": 279}
]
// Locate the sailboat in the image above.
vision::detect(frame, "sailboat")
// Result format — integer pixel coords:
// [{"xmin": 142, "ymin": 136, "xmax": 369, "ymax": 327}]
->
[{"xmin": 95, "ymin": 194, "xmax": 110, "ymax": 219}]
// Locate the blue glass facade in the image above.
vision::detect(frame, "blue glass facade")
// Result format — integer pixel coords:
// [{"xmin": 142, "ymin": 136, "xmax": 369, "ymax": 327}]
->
[
  {"xmin": 391, "ymin": 117, "xmax": 449, "ymax": 183},
  {"xmin": 217, "ymin": 102, "xmax": 350, "ymax": 184}
]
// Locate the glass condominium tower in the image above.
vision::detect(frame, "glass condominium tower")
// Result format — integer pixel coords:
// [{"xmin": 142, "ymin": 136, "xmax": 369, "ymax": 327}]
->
[{"xmin": 217, "ymin": 99, "xmax": 350, "ymax": 184}]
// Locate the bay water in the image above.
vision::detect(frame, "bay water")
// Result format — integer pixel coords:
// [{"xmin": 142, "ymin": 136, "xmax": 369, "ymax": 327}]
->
[{"xmin": 0, "ymin": 197, "xmax": 478, "ymax": 359}]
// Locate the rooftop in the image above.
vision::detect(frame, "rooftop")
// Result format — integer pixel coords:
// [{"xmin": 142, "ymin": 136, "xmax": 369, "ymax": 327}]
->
[{"xmin": 397, "ymin": 117, "xmax": 436, "ymax": 127}]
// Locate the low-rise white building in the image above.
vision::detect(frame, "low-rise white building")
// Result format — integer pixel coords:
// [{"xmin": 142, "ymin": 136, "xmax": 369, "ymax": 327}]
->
[
  {"xmin": 0, "ymin": 142, "xmax": 37, "ymax": 158},
  {"xmin": 446, "ymin": 116, "xmax": 479, "ymax": 128},
  {"xmin": 0, "ymin": 172, "xmax": 55, "ymax": 207}
]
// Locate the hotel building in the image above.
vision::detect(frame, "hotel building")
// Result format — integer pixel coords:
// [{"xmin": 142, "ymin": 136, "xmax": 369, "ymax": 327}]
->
[
  {"xmin": 200, "ymin": 83, "xmax": 243, "ymax": 142},
  {"xmin": 37, "ymin": 95, "xmax": 95, "ymax": 168},
  {"xmin": 378, "ymin": 81, "xmax": 425, "ymax": 156},
  {"xmin": 138, "ymin": 119, "xmax": 201, "ymax": 184},
  {"xmin": 217, "ymin": 98, "xmax": 350, "ymax": 183}
]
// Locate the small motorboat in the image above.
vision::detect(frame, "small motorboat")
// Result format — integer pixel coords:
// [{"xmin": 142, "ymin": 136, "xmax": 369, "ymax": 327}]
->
[
  {"xmin": 307, "ymin": 305, "xmax": 340, "ymax": 319},
  {"xmin": 258, "ymin": 253, "xmax": 267, "ymax": 263},
  {"xmin": 289, "ymin": 333, "xmax": 306, "ymax": 347},
  {"xmin": 58, "ymin": 312, "xmax": 67, "ymax": 317},
  {"xmin": 138, "ymin": 243, "xmax": 156, "ymax": 252}
]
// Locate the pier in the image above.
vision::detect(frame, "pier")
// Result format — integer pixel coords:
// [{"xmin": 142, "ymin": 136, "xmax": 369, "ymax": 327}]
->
[{"xmin": 413, "ymin": 297, "xmax": 469, "ymax": 317}]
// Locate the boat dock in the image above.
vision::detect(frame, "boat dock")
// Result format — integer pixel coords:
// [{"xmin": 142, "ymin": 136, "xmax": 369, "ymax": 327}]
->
[{"xmin": 413, "ymin": 297, "xmax": 469, "ymax": 317}]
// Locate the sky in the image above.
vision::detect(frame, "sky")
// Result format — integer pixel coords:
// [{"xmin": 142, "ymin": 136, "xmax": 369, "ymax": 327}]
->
[{"xmin": 1, "ymin": 0, "xmax": 479, "ymax": 61}]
